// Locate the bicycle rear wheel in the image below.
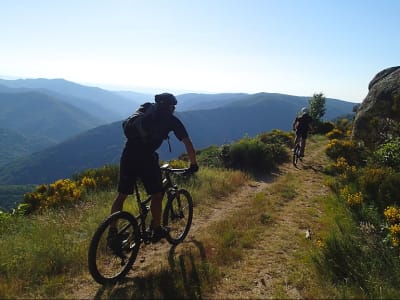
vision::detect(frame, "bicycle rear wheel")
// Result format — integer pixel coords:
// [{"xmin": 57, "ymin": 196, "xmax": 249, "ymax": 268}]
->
[
  {"xmin": 163, "ymin": 189, "xmax": 193, "ymax": 245},
  {"xmin": 293, "ymin": 143, "xmax": 300, "ymax": 166},
  {"xmin": 88, "ymin": 211, "xmax": 141, "ymax": 285}
]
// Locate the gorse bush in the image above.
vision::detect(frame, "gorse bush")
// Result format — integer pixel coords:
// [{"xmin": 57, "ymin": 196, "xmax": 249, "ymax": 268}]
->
[
  {"xmin": 23, "ymin": 179, "xmax": 83, "ymax": 212},
  {"xmin": 325, "ymin": 139, "xmax": 366, "ymax": 165},
  {"xmin": 72, "ymin": 164, "xmax": 119, "ymax": 190},
  {"xmin": 257, "ymin": 129, "xmax": 293, "ymax": 148},
  {"xmin": 384, "ymin": 206, "xmax": 400, "ymax": 247},
  {"xmin": 373, "ymin": 137, "xmax": 400, "ymax": 170},
  {"xmin": 220, "ymin": 130, "xmax": 290, "ymax": 175},
  {"xmin": 325, "ymin": 128, "xmax": 345, "ymax": 140},
  {"xmin": 220, "ymin": 135, "xmax": 288, "ymax": 174},
  {"xmin": 193, "ymin": 145, "xmax": 225, "ymax": 168},
  {"xmin": 14, "ymin": 165, "xmax": 120, "ymax": 215}
]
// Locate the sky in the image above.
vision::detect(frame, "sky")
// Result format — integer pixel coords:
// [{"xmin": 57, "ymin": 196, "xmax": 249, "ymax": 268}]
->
[{"xmin": 1, "ymin": 0, "xmax": 399, "ymax": 103}]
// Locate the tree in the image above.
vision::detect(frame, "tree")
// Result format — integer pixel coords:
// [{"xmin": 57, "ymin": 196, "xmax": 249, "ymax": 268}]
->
[{"xmin": 309, "ymin": 92, "xmax": 326, "ymax": 121}]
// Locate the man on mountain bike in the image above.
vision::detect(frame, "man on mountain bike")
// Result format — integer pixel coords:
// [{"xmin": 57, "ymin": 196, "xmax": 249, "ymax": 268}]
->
[
  {"xmin": 292, "ymin": 107, "xmax": 313, "ymax": 158},
  {"xmin": 110, "ymin": 93, "xmax": 198, "ymax": 243}
]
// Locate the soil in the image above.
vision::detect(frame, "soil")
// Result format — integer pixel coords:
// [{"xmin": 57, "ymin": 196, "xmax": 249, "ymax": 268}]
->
[{"xmin": 70, "ymin": 139, "xmax": 330, "ymax": 299}]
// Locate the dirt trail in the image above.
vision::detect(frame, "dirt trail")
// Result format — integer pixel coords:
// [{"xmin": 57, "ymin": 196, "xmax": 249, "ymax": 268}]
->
[
  {"xmin": 203, "ymin": 144, "xmax": 330, "ymax": 299},
  {"xmin": 72, "ymin": 140, "xmax": 330, "ymax": 299}
]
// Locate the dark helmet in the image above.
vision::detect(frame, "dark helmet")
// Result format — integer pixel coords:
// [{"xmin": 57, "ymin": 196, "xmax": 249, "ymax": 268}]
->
[{"xmin": 155, "ymin": 93, "xmax": 177, "ymax": 105}]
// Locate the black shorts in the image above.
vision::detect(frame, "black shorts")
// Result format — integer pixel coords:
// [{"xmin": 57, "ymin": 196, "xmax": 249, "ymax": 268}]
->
[
  {"xmin": 117, "ymin": 148, "xmax": 163, "ymax": 195},
  {"xmin": 296, "ymin": 130, "xmax": 308, "ymax": 140}
]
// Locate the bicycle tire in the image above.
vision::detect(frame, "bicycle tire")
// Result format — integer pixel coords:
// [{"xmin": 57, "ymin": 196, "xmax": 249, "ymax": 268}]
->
[
  {"xmin": 293, "ymin": 143, "xmax": 300, "ymax": 166},
  {"xmin": 163, "ymin": 189, "xmax": 193, "ymax": 245},
  {"xmin": 88, "ymin": 211, "xmax": 141, "ymax": 285}
]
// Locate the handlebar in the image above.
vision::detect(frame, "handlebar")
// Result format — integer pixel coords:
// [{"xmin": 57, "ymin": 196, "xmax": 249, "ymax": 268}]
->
[{"xmin": 160, "ymin": 164, "xmax": 196, "ymax": 176}]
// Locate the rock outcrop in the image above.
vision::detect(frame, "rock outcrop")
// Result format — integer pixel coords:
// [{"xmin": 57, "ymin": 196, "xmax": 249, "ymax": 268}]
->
[{"xmin": 352, "ymin": 66, "xmax": 400, "ymax": 148}]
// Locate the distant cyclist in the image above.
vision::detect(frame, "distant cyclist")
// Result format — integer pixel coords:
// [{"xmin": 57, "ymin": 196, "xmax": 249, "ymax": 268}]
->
[
  {"xmin": 292, "ymin": 107, "xmax": 313, "ymax": 158},
  {"xmin": 110, "ymin": 93, "xmax": 198, "ymax": 244}
]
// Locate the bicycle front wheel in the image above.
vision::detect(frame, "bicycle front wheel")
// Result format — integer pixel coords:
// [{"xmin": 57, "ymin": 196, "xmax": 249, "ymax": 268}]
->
[
  {"xmin": 88, "ymin": 211, "xmax": 141, "ymax": 285},
  {"xmin": 163, "ymin": 189, "xmax": 193, "ymax": 245}
]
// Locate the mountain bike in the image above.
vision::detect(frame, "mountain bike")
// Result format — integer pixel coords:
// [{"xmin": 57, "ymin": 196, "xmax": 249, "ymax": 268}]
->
[
  {"xmin": 292, "ymin": 136, "xmax": 304, "ymax": 166},
  {"xmin": 88, "ymin": 164, "xmax": 194, "ymax": 285}
]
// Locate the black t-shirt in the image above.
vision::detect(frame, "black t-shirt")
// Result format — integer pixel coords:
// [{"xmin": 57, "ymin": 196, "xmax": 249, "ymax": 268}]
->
[
  {"xmin": 125, "ymin": 109, "xmax": 188, "ymax": 153},
  {"xmin": 294, "ymin": 114, "xmax": 313, "ymax": 133}
]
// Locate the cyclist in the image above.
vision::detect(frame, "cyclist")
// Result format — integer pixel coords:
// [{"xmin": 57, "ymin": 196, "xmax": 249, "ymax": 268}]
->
[
  {"xmin": 110, "ymin": 93, "xmax": 198, "ymax": 244},
  {"xmin": 292, "ymin": 107, "xmax": 313, "ymax": 158}
]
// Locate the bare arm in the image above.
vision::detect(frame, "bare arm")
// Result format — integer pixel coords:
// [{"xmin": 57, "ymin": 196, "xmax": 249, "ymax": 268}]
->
[{"xmin": 181, "ymin": 137, "xmax": 197, "ymax": 165}]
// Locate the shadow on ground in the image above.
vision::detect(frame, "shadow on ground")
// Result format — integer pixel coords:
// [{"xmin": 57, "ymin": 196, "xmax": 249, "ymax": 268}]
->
[{"xmin": 93, "ymin": 239, "xmax": 211, "ymax": 299}]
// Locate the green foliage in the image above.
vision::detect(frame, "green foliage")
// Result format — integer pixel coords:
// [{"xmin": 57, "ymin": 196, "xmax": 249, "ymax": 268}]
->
[
  {"xmin": 220, "ymin": 136, "xmax": 288, "ymax": 175},
  {"xmin": 0, "ymin": 166, "xmax": 248, "ymax": 298},
  {"xmin": 257, "ymin": 129, "xmax": 293, "ymax": 148},
  {"xmin": 373, "ymin": 138, "xmax": 400, "ymax": 170},
  {"xmin": 325, "ymin": 139, "xmax": 366, "ymax": 166},
  {"xmin": 311, "ymin": 120, "xmax": 335, "ymax": 135},
  {"xmin": 357, "ymin": 167, "xmax": 393, "ymax": 207},
  {"xmin": 309, "ymin": 92, "xmax": 326, "ymax": 121},
  {"xmin": 312, "ymin": 225, "xmax": 400, "ymax": 298},
  {"xmin": 194, "ymin": 145, "xmax": 225, "ymax": 168},
  {"xmin": 72, "ymin": 164, "xmax": 119, "ymax": 190},
  {"xmin": 325, "ymin": 128, "xmax": 345, "ymax": 140}
]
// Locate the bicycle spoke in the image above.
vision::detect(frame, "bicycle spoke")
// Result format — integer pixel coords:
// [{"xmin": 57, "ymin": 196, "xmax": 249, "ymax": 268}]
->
[
  {"xmin": 88, "ymin": 212, "xmax": 140, "ymax": 284},
  {"xmin": 163, "ymin": 189, "xmax": 193, "ymax": 245}
]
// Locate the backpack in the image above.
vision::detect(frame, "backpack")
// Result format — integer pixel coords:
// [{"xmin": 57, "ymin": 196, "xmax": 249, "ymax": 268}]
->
[{"xmin": 122, "ymin": 102, "xmax": 157, "ymax": 139}]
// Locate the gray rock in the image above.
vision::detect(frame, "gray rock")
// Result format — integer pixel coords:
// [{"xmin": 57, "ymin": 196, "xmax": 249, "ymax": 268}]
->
[{"xmin": 352, "ymin": 66, "xmax": 400, "ymax": 148}]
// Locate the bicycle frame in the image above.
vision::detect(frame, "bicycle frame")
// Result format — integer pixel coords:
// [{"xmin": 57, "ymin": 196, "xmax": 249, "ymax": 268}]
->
[{"xmin": 132, "ymin": 164, "xmax": 185, "ymax": 241}]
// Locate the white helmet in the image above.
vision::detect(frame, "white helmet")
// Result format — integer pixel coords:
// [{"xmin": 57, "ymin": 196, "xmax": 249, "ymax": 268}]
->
[{"xmin": 301, "ymin": 107, "xmax": 309, "ymax": 115}]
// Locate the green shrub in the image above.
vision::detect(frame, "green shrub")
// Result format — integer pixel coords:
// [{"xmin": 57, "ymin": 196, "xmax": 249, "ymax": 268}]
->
[
  {"xmin": 311, "ymin": 121, "xmax": 335, "ymax": 134},
  {"xmin": 326, "ymin": 139, "xmax": 366, "ymax": 166},
  {"xmin": 374, "ymin": 138, "xmax": 400, "ymax": 170},
  {"xmin": 325, "ymin": 128, "xmax": 345, "ymax": 140},
  {"xmin": 72, "ymin": 164, "xmax": 119, "ymax": 190},
  {"xmin": 378, "ymin": 172, "xmax": 400, "ymax": 209},
  {"xmin": 357, "ymin": 167, "xmax": 393, "ymax": 206},
  {"xmin": 257, "ymin": 129, "xmax": 293, "ymax": 148},
  {"xmin": 221, "ymin": 136, "xmax": 288, "ymax": 174},
  {"xmin": 195, "ymin": 145, "xmax": 224, "ymax": 168}
]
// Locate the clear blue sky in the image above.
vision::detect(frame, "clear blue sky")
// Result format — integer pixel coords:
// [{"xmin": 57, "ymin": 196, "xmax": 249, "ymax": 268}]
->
[{"xmin": 1, "ymin": 0, "xmax": 399, "ymax": 102}]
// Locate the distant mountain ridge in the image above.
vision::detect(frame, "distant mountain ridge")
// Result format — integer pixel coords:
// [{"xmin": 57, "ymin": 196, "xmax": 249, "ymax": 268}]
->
[
  {"xmin": 0, "ymin": 89, "xmax": 356, "ymax": 184},
  {"xmin": 0, "ymin": 78, "xmax": 147, "ymax": 121}
]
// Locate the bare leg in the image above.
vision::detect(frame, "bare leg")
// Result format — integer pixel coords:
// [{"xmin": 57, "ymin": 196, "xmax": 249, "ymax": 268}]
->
[
  {"xmin": 300, "ymin": 138, "xmax": 306, "ymax": 156},
  {"xmin": 293, "ymin": 135, "xmax": 299, "ymax": 150},
  {"xmin": 111, "ymin": 193, "xmax": 128, "ymax": 214},
  {"xmin": 150, "ymin": 192, "xmax": 163, "ymax": 228}
]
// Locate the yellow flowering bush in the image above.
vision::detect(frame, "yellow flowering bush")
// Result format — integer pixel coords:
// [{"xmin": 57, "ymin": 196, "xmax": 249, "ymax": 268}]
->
[
  {"xmin": 340, "ymin": 186, "xmax": 363, "ymax": 207},
  {"xmin": 24, "ymin": 179, "xmax": 83, "ymax": 212},
  {"xmin": 326, "ymin": 128, "xmax": 344, "ymax": 140},
  {"xmin": 326, "ymin": 139, "xmax": 364, "ymax": 165},
  {"xmin": 72, "ymin": 165, "xmax": 118, "ymax": 190},
  {"xmin": 80, "ymin": 176, "xmax": 97, "ymax": 190},
  {"xmin": 384, "ymin": 206, "xmax": 400, "ymax": 247},
  {"xmin": 358, "ymin": 167, "xmax": 393, "ymax": 203},
  {"xmin": 384, "ymin": 206, "xmax": 400, "ymax": 224}
]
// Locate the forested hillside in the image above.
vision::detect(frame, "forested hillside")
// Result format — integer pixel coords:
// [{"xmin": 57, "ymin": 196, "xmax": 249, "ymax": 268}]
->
[{"xmin": 0, "ymin": 95, "xmax": 355, "ymax": 185}]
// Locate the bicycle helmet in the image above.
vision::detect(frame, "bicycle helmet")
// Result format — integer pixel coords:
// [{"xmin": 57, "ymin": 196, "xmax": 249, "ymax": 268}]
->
[
  {"xmin": 301, "ymin": 107, "xmax": 309, "ymax": 115},
  {"xmin": 155, "ymin": 93, "xmax": 177, "ymax": 105}
]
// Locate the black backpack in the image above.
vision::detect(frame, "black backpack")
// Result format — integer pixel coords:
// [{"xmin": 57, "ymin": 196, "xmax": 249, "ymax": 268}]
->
[{"xmin": 122, "ymin": 102, "xmax": 157, "ymax": 139}]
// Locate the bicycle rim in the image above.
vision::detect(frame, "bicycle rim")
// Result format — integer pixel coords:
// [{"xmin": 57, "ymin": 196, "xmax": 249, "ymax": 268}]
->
[
  {"xmin": 88, "ymin": 211, "xmax": 140, "ymax": 285},
  {"xmin": 163, "ymin": 189, "xmax": 193, "ymax": 245}
]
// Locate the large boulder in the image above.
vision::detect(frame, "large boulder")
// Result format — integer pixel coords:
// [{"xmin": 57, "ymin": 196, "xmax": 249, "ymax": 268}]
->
[{"xmin": 352, "ymin": 66, "xmax": 400, "ymax": 148}]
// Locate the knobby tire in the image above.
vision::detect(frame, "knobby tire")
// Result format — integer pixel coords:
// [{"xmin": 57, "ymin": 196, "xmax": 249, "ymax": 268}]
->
[
  {"xmin": 88, "ymin": 211, "xmax": 140, "ymax": 285},
  {"xmin": 163, "ymin": 189, "xmax": 193, "ymax": 245}
]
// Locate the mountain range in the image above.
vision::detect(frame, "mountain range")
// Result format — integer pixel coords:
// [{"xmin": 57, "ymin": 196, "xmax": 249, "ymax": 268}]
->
[{"xmin": 0, "ymin": 78, "xmax": 357, "ymax": 185}]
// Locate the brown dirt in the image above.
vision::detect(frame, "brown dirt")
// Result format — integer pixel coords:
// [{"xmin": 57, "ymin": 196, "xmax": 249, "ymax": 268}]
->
[{"xmin": 70, "ymin": 139, "xmax": 330, "ymax": 299}]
